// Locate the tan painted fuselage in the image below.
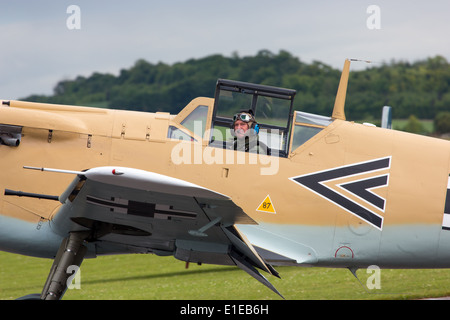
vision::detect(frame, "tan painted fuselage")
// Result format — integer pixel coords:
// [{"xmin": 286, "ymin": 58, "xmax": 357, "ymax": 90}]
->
[{"xmin": 0, "ymin": 91, "xmax": 449, "ymax": 269}]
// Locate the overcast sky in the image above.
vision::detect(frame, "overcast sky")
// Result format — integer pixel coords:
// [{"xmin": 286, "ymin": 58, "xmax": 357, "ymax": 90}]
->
[{"xmin": 1, "ymin": 0, "xmax": 449, "ymax": 100}]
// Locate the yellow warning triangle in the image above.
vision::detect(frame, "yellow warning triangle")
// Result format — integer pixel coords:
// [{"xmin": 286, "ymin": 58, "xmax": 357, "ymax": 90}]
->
[{"xmin": 256, "ymin": 195, "xmax": 276, "ymax": 214}]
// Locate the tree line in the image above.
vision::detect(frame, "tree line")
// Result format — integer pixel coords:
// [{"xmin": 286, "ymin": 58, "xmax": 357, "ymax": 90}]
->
[{"xmin": 24, "ymin": 50, "xmax": 450, "ymax": 126}]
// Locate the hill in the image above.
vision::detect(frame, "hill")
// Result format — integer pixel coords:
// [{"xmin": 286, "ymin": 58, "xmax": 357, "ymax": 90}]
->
[{"xmin": 23, "ymin": 50, "xmax": 450, "ymax": 121}]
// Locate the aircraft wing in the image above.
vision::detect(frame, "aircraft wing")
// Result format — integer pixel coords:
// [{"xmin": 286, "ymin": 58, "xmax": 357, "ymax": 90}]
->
[{"xmin": 35, "ymin": 166, "xmax": 282, "ymax": 297}]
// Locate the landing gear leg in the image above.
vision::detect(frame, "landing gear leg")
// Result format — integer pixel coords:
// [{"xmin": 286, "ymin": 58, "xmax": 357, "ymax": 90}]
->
[{"xmin": 40, "ymin": 231, "xmax": 89, "ymax": 300}]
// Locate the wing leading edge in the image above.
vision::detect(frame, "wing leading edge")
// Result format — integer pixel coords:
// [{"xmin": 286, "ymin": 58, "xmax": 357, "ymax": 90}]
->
[{"xmin": 25, "ymin": 166, "xmax": 283, "ymax": 298}]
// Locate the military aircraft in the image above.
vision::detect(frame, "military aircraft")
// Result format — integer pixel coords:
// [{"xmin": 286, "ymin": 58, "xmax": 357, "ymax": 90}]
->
[{"xmin": 0, "ymin": 59, "xmax": 449, "ymax": 300}]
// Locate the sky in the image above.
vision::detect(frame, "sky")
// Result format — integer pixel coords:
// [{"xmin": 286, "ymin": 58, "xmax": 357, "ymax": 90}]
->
[{"xmin": 0, "ymin": 0, "xmax": 449, "ymax": 100}]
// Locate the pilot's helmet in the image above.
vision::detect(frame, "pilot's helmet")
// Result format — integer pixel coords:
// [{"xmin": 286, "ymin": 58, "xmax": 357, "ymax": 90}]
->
[{"xmin": 231, "ymin": 110, "xmax": 259, "ymax": 136}]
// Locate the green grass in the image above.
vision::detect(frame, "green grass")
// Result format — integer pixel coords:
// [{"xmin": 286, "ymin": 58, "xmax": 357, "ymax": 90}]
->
[{"xmin": 2, "ymin": 250, "xmax": 450, "ymax": 300}]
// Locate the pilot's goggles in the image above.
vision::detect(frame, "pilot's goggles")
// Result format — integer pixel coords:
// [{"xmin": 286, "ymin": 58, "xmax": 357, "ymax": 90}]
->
[{"xmin": 233, "ymin": 113, "xmax": 253, "ymax": 123}]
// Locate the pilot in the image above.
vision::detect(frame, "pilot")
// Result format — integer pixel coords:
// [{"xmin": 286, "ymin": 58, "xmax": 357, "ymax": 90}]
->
[{"xmin": 231, "ymin": 110, "xmax": 270, "ymax": 155}]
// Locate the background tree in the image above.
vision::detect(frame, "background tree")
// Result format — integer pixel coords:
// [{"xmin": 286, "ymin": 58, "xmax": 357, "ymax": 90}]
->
[
  {"xmin": 23, "ymin": 51, "xmax": 450, "ymax": 125},
  {"xmin": 435, "ymin": 112, "xmax": 450, "ymax": 134}
]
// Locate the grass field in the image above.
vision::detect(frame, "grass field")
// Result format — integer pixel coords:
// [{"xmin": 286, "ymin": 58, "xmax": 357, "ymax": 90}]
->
[{"xmin": 2, "ymin": 250, "xmax": 450, "ymax": 300}]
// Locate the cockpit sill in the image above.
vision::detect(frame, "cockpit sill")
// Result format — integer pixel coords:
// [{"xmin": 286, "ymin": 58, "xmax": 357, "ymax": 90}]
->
[{"xmin": 168, "ymin": 79, "xmax": 337, "ymax": 175}]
